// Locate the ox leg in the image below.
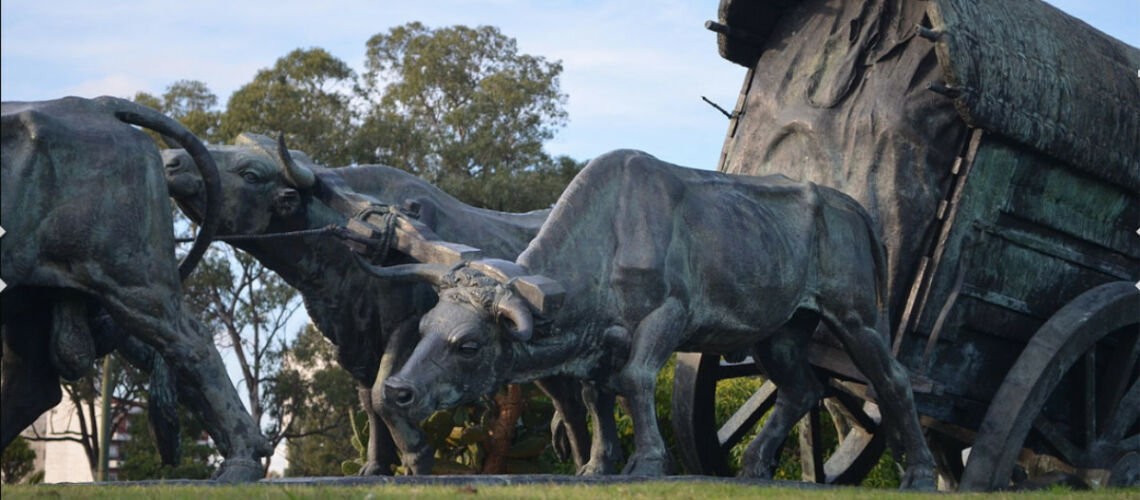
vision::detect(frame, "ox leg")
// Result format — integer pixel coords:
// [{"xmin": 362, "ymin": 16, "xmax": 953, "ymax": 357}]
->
[
  {"xmin": 116, "ymin": 336, "xmax": 183, "ymax": 467},
  {"xmin": 819, "ymin": 310, "xmax": 935, "ymax": 490},
  {"xmin": 374, "ymin": 317, "xmax": 433, "ymax": 475},
  {"xmin": 617, "ymin": 297, "xmax": 688, "ymax": 475},
  {"xmin": 740, "ymin": 312, "xmax": 823, "ymax": 478},
  {"xmin": 357, "ymin": 383, "xmax": 398, "ymax": 475},
  {"xmin": 578, "ymin": 382, "xmax": 622, "ymax": 475},
  {"xmin": 536, "ymin": 375, "xmax": 592, "ymax": 469},
  {"xmin": 100, "ymin": 293, "xmax": 269, "ymax": 482},
  {"xmin": 1, "ymin": 309, "xmax": 63, "ymax": 450}
]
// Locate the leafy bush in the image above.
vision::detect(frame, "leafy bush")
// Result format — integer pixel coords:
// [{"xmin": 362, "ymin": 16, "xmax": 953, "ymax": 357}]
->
[
  {"xmin": 1, "ymin": 436, "xmax": 36, "ymax": 484},
  {"xmin": 118, "ymin": 408, "xmax": 217, "ymax": 480}
]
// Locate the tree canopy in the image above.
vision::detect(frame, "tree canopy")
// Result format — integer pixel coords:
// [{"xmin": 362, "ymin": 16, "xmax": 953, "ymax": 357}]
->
[
  {"xmin": 358, "ymin": 23, "xmax": 574, "ymax": 211},
  {"xmin": 223, "ymin": 48, "xmax": 359, "ymax": 166},
  {"xmin": 134, "ymin": 80, "xmax": 223, "ymax": 143}
]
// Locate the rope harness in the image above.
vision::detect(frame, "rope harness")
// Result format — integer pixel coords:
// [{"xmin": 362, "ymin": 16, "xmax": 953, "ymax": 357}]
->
[
  {"xmin": 174, "ymin": 226, "xmax": 340, "ymax": 243},
  {"xmin": 174, "ymin": 203, "xmax": 404, "ymax": 264}
]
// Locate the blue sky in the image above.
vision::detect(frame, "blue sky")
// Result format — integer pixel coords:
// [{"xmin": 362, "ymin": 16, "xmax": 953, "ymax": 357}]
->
[{"xmin": 4, "ymin": 0, "xmax": 1137, "ymax": 171}]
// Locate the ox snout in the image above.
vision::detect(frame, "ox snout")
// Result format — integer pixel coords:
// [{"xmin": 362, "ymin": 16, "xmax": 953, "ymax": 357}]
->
[
  {"xmin": 383, "ymin": 377, "xmax": 419, "ymax": 410},
  {"xmin": 163, "ymin": 151, "xmax": 203, "ymax": 198},
  {"xmin": 273, "ymin": 189, "xmax": 302, "ymax": 216}
]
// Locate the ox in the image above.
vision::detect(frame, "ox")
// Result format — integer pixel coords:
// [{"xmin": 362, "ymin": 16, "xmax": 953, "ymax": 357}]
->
[
  {"xmin": 370, "ymin": 150, "xmax": 937, "ymax": 487},
  {"xmin": 1, "ymin": 96, "xmax": 269, "ymax": 481},
  {"xmin": 162, "ymin": 133, "xmax": 593, "ymax": 474}
]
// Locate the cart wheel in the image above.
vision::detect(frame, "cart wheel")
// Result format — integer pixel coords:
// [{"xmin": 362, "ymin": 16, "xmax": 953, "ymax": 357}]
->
[
  {"xmin": 960, "ymin": 281, "xmax": 1140, "ymax": 491},
  {"xmin": 672, "ymin": 352, "xmax": 887, "ymax": 483}
]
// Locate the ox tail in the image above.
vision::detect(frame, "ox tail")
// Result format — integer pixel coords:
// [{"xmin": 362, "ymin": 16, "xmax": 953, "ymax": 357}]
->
[{"xmin": 94, "ymin": 96, "xmax": 221, "ymax": 282}]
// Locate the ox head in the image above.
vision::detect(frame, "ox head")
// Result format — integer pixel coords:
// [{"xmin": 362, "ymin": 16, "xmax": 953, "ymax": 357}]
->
[
  {"xmin": 163, "ymin": 132, "xmax": 317, "ymax": 235},
  {"xmin": 360, "ymin": 262, "xmax": 537, "ymax": 422}
]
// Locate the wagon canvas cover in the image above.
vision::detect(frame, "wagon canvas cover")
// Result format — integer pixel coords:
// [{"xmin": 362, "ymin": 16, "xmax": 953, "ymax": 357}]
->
[{"xmin": 715, "ymin": 0, "xmax": 1140, "ymax": 189}]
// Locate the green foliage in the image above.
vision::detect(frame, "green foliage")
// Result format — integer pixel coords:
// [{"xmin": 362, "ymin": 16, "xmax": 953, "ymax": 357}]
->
[
  {"xmin": 223, "ymin": 48, "xmax": 358, "ymax": 165},
  {"xmin": 133, "ymin": 80, "xmax": 223, "ymax": 144},
  {"xmin": 117, "ymin": 408, "xmax": 217, "ymax": 480},
  {"xmin": 1, "ymin": 436, "xmax": 36, "ymax": 484},
  {"xmin": 406, "ymin": 384, "xmax": 558, "ymax": 475},
  {"xmin": 440, "ymin": 154, "xmax": 585, "ymax": 212},
  {"xmin": 358, "ymin": 22, "xmax": 575, "ymax": 211},
  {"xmin": 862, "ymin": 450, "xmax": 901, "ymax": 488}
]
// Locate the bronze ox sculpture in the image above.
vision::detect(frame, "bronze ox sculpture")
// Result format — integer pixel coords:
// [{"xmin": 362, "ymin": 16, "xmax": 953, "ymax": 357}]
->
[
  {"xmin": 367, "ymin": 150, "xmax": 937, "ymax": 488},
  {"xmin": 1, "ymin": 96, "xmax": 270, "ymax": 482},
  {"xmin": 162, "ymin": 133, "xmax": 593, "ymax": 474}
]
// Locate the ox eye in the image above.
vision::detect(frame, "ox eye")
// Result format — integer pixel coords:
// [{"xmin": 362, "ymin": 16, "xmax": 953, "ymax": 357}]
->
[
  {"xmin": 456, "ymin": 341, "xmax": 481, "ymax": 357},
  {"xmin": 241, "ymin": 171, "xmax": 262, "ymax": 184}
]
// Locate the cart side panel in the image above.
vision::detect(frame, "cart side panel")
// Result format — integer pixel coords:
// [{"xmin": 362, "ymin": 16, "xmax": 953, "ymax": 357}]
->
[{"xmin": 906, "ymin": 137, "xmax": 1140, "ymax": 395}]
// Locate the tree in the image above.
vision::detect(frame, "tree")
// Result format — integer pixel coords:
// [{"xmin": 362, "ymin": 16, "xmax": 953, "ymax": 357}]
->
[
  {"xmin": 281, "ymin": 325, "xmax": 361, "ymax": 477},
  {"xmin": 133, "ymin": 80, "xmax": 223, "ymax": 144},
  {"xmin": 357, "ymin": 23, "xmax": 574, "ymax": 211},
  {"xmin": 182, "ymin": 246, "xmax": 303, "ymax": 472},
  {"xmin": 1, "ymin": 436, "xmax": 36, "ymax": 484},
  {"xmin": 21, "ymin": 354, "xmax": 149, "ymax": 479},
  {"xmin": 223, "ymin": 48, "xmax": 359, "ymax": 165}
]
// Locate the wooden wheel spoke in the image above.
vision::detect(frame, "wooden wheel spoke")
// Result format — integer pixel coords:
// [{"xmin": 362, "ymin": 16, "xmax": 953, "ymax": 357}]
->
[
  {"xmin": 716, "ymin": 380, "xmax": 777, "ymax": 450},
  {"xmin": 1032, "ymin": 417, "xmax": 1084, "ymax": 465},
  {"xmin": 823, "ymin": 426, "xmax": 886, "ymax": 484},
  {"xmin": 1102, "ymin": 378, "xmax": 1140, "ymax": 443},
  {"xmin": 960, "ymin": 282, "xmax": 1140, "ymax": 491},
  {"xmin": 1099, "ymin": 330, "xmax": 1140, "ymax": 430},
  {"xmin": 825, "ymin": 380, "xmax": 879, "ymax": 431},
  {"xmin": 798, "ymin": 405, "xmax": 825, "ymax": 483},
  {"xmin": 1084, "ymin": 350, "xmax": 1098, "ymax": 446},
  {"xmin": 1119, "ymin": 434, "xmax": 1139, "ymax": 452}
]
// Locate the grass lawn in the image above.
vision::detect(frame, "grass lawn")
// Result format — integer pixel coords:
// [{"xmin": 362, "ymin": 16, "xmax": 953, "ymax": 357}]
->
[{"xmin": 3, "ymin": 483, "xmax": 1137, "ymax": 499}]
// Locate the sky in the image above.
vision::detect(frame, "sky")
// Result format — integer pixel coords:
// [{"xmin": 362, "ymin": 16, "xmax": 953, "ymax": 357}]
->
[
  {"xmin": 4, "ymin": 0, "xmax": 1138, "ymax": 474},
  {"xmin": 4, "ymin": 0, "xmax": 1137, "ymax": 171}
]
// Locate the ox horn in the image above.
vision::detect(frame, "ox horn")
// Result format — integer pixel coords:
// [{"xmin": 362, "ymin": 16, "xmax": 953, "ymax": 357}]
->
[
  {"xmin": 495, "ymin": 293, "xmax": 534, "ymax": 342},
  {"xmin": 276, "ymin": 132, "xmax": 316, "ymax": 189},
  {"xmin": 353, "ymin": 254, "xmax": 449, "ymax": 285}
]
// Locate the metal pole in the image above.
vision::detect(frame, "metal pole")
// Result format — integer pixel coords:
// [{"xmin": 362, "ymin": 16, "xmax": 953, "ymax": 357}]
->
[{"xmin": 96, "ymin": 355, "xmax": 114, "ymax": 481}]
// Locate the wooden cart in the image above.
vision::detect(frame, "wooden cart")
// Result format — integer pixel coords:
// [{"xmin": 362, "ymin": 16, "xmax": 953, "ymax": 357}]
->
[{"xmin": 672, "ymin": 0, "xmax": 1140, "ymax": 490}]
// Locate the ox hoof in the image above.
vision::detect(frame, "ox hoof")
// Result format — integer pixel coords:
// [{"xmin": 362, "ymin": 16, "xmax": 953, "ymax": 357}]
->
[
  {"xmin": 737, "ymin": 459, "xmax": 775, "ymax": 480},
  {"xmin": 577, "ymin": 459, "xmax": 615, "ymax": 476},
  {"xmin": 212, "ymin": 458, "xmax": 265, "ymax": 483},
  {"xmin": 357, "ymin": 461, "xmax": 390, "ymax": 476},
  {"xmin": 900, "ymin": 466, "xmax": 936, "ymax": 491},
  {"xmin": 403, "ymin": 449, "xmax": 436, "ymax": 475},
  {"xmin": 621, "ymin": 452, "xmax": 670, "ymax": 476}
]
